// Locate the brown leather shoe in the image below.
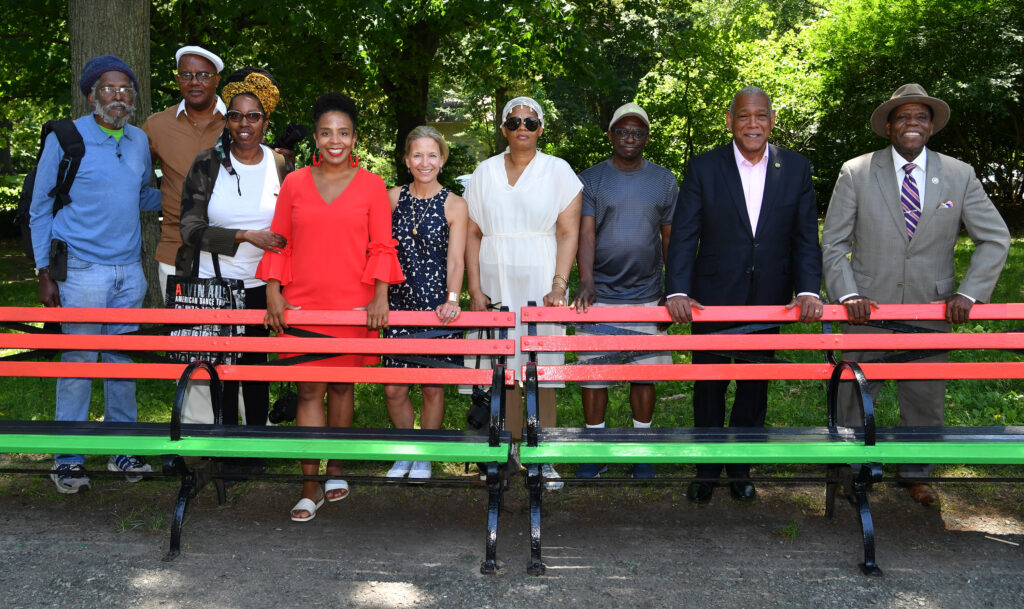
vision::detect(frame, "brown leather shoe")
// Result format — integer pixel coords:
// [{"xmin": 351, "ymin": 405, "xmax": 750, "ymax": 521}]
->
[{"xmin": 902, "ymin": 482, "xmax": 938, "ymax": 506}]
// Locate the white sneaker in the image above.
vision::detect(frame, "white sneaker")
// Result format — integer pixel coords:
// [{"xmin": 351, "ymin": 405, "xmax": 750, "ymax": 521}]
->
[
  {"xmin": 50, "ymin": 463, "xmax": 90, "ymax": 494},
  {"xmin": 387, "ymin": 460, "xmax": 413, "ymax": 478},
  {"xmin": 408, "ymin": 461, "xmax": 432, "ymax": 480},
  {"xmin": 542, "ymin": 463, "xmax": 564, "ymax": 490},
  {"xmin": 107, "ymin": 455, "xmax": 152, "ymax": 483}
]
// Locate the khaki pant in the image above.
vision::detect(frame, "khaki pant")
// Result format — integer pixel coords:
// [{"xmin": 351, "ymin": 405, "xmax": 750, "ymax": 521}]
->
[
  {"xmin": 504, "ymin": 385, "xmax": 557, "ymax": 440},
  {"xmin": 837, "ymin": 321, "xmax": 949, "ymax": 477}
]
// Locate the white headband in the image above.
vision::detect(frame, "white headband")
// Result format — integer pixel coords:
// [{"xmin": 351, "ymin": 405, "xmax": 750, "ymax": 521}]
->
[{"xmin": 502, "ymin": 96, "xmax": 545, "ymax": 127}]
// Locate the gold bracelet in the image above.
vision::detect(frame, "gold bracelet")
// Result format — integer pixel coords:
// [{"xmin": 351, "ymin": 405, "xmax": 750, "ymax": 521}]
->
[{"xmin": 553, "ymin": 273, "xmax": 569, "ymax": 285}]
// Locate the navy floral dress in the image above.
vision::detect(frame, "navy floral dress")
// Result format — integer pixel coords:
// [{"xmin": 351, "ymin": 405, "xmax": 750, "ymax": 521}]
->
[{"xmin": 383, "ymin": 185, "xmax": 462, "ymax": 368}]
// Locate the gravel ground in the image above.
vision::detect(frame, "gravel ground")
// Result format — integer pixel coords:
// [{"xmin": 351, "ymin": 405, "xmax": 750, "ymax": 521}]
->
[{"xmin": 1, "ymin": 464, "xmax": 1023, "ymax": 609}]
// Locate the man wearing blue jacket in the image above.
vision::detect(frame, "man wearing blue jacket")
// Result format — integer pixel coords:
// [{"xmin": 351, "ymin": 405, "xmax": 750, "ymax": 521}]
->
[{"xmin": 29, "ymin": 55, "xmax": 163, "ymax": 494}]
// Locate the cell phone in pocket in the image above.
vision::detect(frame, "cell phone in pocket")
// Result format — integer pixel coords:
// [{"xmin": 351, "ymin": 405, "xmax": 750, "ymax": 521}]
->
[{"xmin": 48, "ymin": 239, "xmax": 68, "ymax": 282}]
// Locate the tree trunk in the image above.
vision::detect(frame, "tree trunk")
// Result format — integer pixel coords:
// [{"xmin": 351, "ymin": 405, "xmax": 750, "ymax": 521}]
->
[
  {"xmin": 493, "ymin": 87, "xmax": 508, "ymax": 154},
  {"xmin": 379, "ymin": 21, "xmax": 439, "ymax": 186},
  {"xmin": 69, "ymin": 0, "xmax": 161, "ymax": 307}
]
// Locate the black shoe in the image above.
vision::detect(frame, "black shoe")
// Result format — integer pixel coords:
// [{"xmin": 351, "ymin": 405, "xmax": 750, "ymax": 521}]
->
[
  {"xmin": 687, "ymin": 481, "xmax": 715, "ymax": 503},
  {"xmin": 729, "ymin": 481, "xmax": 757, "ymax": 502}
]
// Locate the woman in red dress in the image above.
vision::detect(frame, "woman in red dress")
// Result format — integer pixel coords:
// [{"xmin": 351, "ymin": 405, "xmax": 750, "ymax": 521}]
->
[{"xmin": 258, "ymin": 92, "xmax": 404, "ymax": 522}]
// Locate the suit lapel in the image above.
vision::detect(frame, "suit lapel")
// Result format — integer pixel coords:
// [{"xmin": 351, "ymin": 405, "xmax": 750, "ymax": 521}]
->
[
  {"xmin": 871, "ymin": 148, "xmax": 909, "ymax": 244},
  {"xmin": 717, "ymin": 144, "xmax": 753, "ymax": 238},
  {"xmin": 755, "ymin": 144, "xmax": 780, "ymax": 237},
  {"xmin": 911, "ymin": 149, "xmax": 943, "ymax": 247}
]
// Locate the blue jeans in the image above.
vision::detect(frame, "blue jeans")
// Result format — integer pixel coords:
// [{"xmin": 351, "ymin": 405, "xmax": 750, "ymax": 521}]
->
[{"xmin": 55, "ymin": 254, "xmax": 146, "ymax": 465}]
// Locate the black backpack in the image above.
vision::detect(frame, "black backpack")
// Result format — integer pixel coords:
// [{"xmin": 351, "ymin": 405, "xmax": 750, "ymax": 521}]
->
[{"xmin": 15, "ymin": 119, "xmax": 85, "ymax": 262}]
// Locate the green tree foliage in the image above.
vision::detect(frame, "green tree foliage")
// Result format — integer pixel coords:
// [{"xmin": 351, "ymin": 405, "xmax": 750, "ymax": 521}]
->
[
  {"xmin": 804, "ymin": 0, "xmax": 1023, "ymax": 214},
  {"xmin": 0, "ymin": 0, "xmax": 70, "ymax": 177},
  {"xmin": 1, "ymin": 0, "xmax": 1021, "ymax": 220}
]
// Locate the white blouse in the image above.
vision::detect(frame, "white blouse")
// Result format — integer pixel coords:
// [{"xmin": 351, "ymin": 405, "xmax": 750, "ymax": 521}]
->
[{"xmin": 465, "ymin": 149, "xmax": 583, "ymax": 378}]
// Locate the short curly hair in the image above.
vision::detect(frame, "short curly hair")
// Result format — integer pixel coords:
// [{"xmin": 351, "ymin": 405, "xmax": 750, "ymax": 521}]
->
[{"xmin": 313, "ymin": 92, "xmax": 359, "ymax": 130}]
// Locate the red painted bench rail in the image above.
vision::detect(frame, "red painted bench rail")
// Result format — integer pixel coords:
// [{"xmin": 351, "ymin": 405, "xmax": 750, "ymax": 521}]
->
[
  {"xmin": 0, "ymin": 361, "xmax": 514, "ymax": 385},
  {"xmin": 519, "ymin": 303, "xmax": 1024, "ymax": 323},
  {"xmin": 519, "ymin": 303, "xmax": 1024, "ymax": 383},
  {"xmin": 1, "ymin": 335, "xmax": 514, "ymax": 356},
  {"xmin": 522, "ymin": 333, "xmax": 1024, "ymax": 352},
  {"xmin": 0, "ymin": 308, "xmax": 517, "ymax": 386},
  {"xmin": 530, "ymin": 362, "xmax": 1024, "ymax": 383},
  {"xmin": 0, "ymin": 308, "xmax": 516, "ymax": 327}
]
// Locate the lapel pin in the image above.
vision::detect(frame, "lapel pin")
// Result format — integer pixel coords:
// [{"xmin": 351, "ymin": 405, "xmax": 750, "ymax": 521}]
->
[
  {"xmin": 931, "ymin": 177, "xmax": 939, "ymax": 184},
  {"xmin": 774, "ymin": 162, "xmax": 781, "ymax": 168}
]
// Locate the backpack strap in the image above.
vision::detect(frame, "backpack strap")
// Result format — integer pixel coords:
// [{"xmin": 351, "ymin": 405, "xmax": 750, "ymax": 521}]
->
[{"xmin": 45, "ymin": 119, "xmax": 85, "ymax": 215}]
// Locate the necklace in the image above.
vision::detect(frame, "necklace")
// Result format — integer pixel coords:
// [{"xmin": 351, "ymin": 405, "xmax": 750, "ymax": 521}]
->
[{"xmin": 407, "ymin": 185, "xmax": 440, "ymax": 237}]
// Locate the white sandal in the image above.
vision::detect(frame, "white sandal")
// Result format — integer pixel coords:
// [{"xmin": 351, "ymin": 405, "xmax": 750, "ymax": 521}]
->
[
  {"xmin": 290, "ymin": 493, "xmax": 326, "ymax": 522},
  {"xmin": 325, "ymin": 479, "xmax": 349, "ymax": 502}
]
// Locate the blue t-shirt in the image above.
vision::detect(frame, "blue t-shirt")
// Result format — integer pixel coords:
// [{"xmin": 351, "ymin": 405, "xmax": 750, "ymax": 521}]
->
[
  {"xmin": 29, "ymin": 115, "xmax": 161, "ymax": 267},
  {"xmin": 579, "ymin": 158, "xmax": 678, "ymax": 303}
]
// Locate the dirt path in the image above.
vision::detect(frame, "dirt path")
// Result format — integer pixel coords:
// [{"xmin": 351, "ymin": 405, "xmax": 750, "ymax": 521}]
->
[{"xmin": 1, "ymin": 468, "xmax": 1023, "ymax": 609}]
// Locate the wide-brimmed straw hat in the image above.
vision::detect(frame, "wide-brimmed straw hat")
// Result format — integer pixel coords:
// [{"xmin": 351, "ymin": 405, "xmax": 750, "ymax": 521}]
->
[{"xmin": 870, "ymin": 83, "xmax": 950, "ymax": 137}]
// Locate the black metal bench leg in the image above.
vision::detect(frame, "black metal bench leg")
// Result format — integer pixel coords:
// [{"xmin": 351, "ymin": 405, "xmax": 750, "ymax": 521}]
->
[
  {"xmin": 163, "ymin": 457, "xmax": 196, "ymax": 562},
  {"xmin": 825, "ymin": 465, "xmax": 839, "ymax": 519},
  {"xmin": 480, "ymin": 462, "xmax": 502, "ymax": 575},
  {"xmin": 852, "ymin": 464, "xmax": 883, "ymax": 576},
  {"xmin": 526, "ymin": 463, "xmax": 546, "ymax": 575}
]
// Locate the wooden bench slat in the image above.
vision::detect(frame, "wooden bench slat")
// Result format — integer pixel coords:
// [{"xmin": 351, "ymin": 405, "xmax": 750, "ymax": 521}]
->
[
  {"xmin": 0, "ymin": 361, "xmax": 514, "ymax": 384},
  {"xmin": 1, "ymin": 334, "xmax": 515, "ymax": 355},
  {"xmin": 529, "ymin": 362, "xmax": 1024, "ymax": 382},
  {"xmin": 522, "ymin": 333, "xmax": 1024, "ymax": 352},
  {"xmin": 0, "ymin": 307, "xmax": 517, "ymax": 326},
  {"xmin": 0, "ymin": 433, "xmax": 511, "ymax": 461},
  {"xmin": 519, "ymin": 441, "xmax": 1024, "ymax": 464},
  {"xmin": 519, "ymin": 303, "xmax": 1024, "ymax": 323}
]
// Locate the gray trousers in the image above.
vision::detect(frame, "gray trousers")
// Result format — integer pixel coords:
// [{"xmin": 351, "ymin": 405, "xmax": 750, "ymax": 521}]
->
[{"xmin": 836, "ymin": 321, "xmax": 950, "ymax": 477}]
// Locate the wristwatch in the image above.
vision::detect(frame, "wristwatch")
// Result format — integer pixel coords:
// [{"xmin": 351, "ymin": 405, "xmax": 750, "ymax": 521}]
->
[
  {"xmin": 34, "ymin": 267, "xmax": 49, "ymax": 277},
  {"xmin": 447, "ymin": 291, "xmax": 459, "ymax": 303}
]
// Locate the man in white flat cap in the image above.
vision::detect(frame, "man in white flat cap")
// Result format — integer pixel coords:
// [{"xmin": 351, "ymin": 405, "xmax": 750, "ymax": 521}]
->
[
  {"xmin": 821, "ymin": 83, "xmax": 1010, "ymax": 506},
  {"xmin": 142, "ymin": 45, "xmax": 227, "ymax": 425},
  {"xmin": 142, "ymin": 45, "xmax": 226, "ymax": 292}
]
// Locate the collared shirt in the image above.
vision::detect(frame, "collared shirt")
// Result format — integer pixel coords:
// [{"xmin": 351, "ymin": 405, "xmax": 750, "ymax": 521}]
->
[
  {"xmin": 29, "ymin": 115, "xmax": 162, "ymax": 267},
  {"xmin": 891, "ymin": 145, "xmax": 927, "ymax": 206},
  {"xmin": 733, "ymin": 140, "xmax": 769, "ymax": 235},
  {"xmin": 175, "ymin": 96, "xmax": 227, "ymax": 119},
  {"xmin": 142, "ymin": 98, "xmax": 227, "ymax": 264}
]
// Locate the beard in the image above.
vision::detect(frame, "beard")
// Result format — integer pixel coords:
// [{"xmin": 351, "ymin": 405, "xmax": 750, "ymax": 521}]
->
[{"xmin": 93, "ymin": 98, "xmax": 136, "ymax": 129}]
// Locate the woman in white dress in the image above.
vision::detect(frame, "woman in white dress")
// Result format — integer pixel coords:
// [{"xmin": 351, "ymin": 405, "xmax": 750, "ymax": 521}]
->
[{"xmin": 464, "ymin": 96, "xmax": 582, "ymax": 489}]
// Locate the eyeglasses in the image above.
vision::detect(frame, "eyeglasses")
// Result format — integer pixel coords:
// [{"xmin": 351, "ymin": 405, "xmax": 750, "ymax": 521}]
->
[
  {"xmin": 612, "ymin": 128, "xmax": 649, "ymax": 141},
  {"xmin": 95, "ymin": 85, "xmax": 135, "ymax": 97},
  {"xmin": 175, "ymin": 71, "xmax": 216, "ymax": 84},
  {"xmin": 503, "ymin": 116, "xmax": 541, "ymax": 132},
  {"xmin": 226, "ymin": 110, "xmax": 264, "ymax": 123}
]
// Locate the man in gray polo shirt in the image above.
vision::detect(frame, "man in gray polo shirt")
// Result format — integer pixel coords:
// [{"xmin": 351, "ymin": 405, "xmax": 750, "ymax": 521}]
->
[{"xmin": 571, "ymin": 102, "xmax": 678, "ymax": 479}]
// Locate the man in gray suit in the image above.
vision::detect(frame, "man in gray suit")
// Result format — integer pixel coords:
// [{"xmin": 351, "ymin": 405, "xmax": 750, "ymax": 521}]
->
[{"xmin": 822, "ymin": 84, "xmax": 1010, "ymax": 506}]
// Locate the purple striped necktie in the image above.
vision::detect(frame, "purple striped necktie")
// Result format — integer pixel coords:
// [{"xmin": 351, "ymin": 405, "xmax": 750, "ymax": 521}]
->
[{"xmin": 901, "ymin": 162, "xmax": 921, "ymax": 240}]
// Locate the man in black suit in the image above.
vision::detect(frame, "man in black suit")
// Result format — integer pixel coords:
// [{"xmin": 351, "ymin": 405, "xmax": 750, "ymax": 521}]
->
[{"xmin": 665, "ymin": 86, "xmax": 823, "ymax": 503}]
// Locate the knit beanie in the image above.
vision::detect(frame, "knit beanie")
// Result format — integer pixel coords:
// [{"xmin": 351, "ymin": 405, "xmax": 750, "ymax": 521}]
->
[{"xmin": 79, "ymin": 54, "xmax": 139, "ymax": 97}]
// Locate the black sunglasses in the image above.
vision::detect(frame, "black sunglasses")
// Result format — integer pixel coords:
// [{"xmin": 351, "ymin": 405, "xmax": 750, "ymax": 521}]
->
[{"xmin": 503, "ymin": 116, "xmax": 541, "ymax": 132}]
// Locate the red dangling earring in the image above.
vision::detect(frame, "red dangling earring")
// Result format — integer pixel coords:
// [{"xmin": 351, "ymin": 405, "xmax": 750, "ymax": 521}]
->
[
  {"xmin": 312, "ymin": 150, "xmax": 322, "ymax": 167},
  {"xmin": 349, "ymin": 152, "xmax": 359, "ymax": 168}
]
